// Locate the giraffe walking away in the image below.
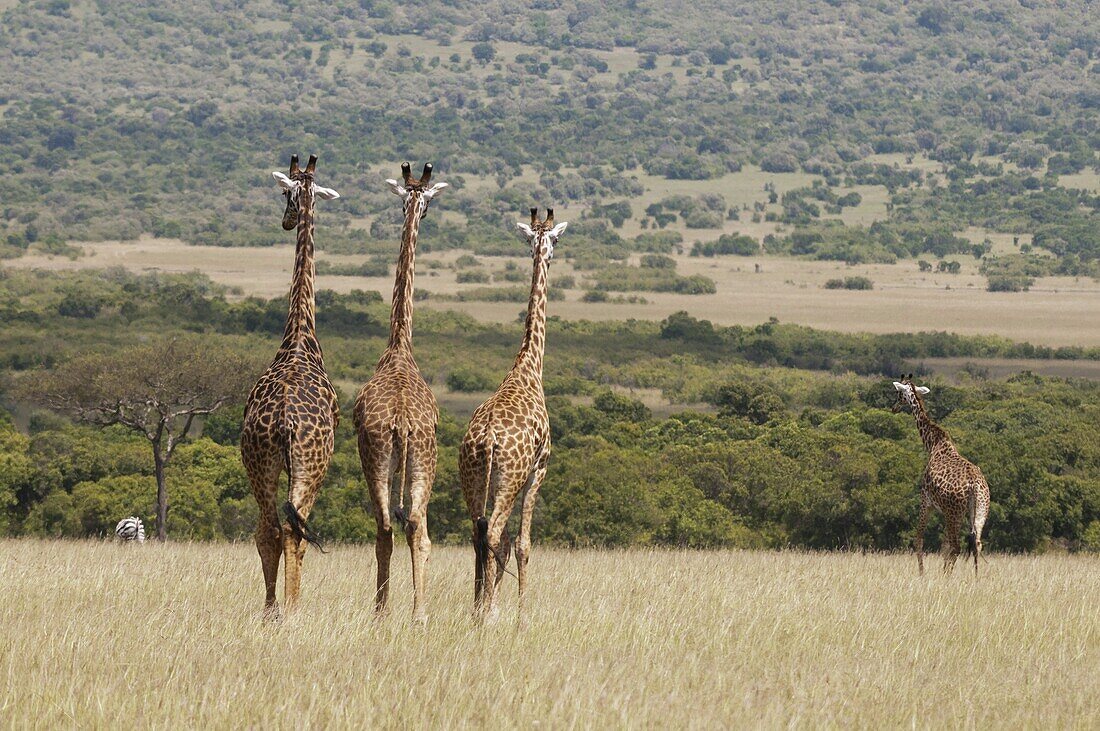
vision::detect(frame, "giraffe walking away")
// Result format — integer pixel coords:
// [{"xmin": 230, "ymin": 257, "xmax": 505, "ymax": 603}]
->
[
  {"xmin": 459, "ymin": 208, "xmax": 568, "ymax": 623},
  {"xmin": 892, "ymin": 375, "xmax": 990, "ymax": 575},
  {"xmin": 241, "ymin": 154, "xmax": 341, "ymax": 617},
  {"xmin": 354, "ymin": 162, "xmax": 447, "ymax": 622}
]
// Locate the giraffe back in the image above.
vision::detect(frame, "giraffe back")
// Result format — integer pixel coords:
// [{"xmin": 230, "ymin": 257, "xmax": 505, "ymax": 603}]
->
[
  {"xmin": 353, "ymin": 349, "xmax": 438, "ymax": 470},
  {"xmin": 923, "ymin": 441, "xmax": 989, "ymax": 513},
  {"xmin": 242, "ymin": 351, "xmax": 339, "ymax": 470}
]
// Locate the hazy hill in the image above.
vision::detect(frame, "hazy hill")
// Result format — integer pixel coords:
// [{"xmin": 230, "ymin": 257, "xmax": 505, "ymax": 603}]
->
[{"xmin": 1, "ymin": 0, "xmax": 1096, "ymax": 256}]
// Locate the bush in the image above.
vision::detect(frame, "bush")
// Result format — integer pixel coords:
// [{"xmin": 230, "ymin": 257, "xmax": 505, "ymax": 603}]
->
[
  {"xmin": 640, "ymin": 254, "xmax": 676, "ymax": 269},
  {"xmin": 693, "ymin": 234, "xmax": 758, "ymax": 257},
  {"xmin": 824, "ymin": 277, "xmax": 874, "ymax": 290},
  {"xmin": 456, "ymin": 270, "xmax": 490, "ymax": 284},
  {"xmin": 986, "ymin": 275, "xmax": 1032, "ymax": 292},
  {"xmin": 446, "ymin": 368, "xmax": 496, "ymax": 392},
  {"xmin": 684, "ymin": 209, "xmax": 724, "ymax": 229}
]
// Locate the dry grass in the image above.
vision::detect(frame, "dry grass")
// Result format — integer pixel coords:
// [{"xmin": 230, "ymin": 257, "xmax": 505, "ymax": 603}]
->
[
  {"xmin": 2, "ymin": 540, "xmax": 1097, "ymax": 728},
  {"xmin": 10, "ymin": 240, "xmax": 1100, "ymax": 346},
  {"xmin": 919, "ymin": 357, "xmax": 1100, "ymax": 381}
]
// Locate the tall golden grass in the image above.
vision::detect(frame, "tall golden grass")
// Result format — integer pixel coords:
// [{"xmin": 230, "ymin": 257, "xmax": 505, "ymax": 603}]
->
[{"xmin": 2, "ymin": 540, "xmax": 1096, "ymax": 728}]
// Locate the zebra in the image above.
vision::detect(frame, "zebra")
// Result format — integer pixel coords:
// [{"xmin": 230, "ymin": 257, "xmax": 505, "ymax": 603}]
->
[{"xmin": 115, "ymin": 517, "xmax": 146, "ymax": 543}]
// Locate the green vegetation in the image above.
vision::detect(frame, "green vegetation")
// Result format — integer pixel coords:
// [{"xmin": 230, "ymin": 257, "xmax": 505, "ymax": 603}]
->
[
  {"xmin": 824, "ymin": 277, "xmax": 874, "ymax": 291},
  {"xmin": 0, "ymin": 1, "xmax": 1098, "ymax": 555},
  {"xmin": 1, "ymin": 269, "xmax": 1098, "ymax": 552},
  {"xmin": 2, "ymin": 0, "xmax": 1096, "ymax": 280}
]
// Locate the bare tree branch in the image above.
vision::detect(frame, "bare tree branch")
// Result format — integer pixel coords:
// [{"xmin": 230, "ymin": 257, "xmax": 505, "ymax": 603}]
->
[{"xmin": 16, "ymin": 336, "xmax": 261, "ymax": 542}]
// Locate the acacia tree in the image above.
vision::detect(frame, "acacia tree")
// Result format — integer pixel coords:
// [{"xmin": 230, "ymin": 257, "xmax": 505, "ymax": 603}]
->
[{"xmin": 26, "ymin": 338, "xmax": 256, "ymax": 541}]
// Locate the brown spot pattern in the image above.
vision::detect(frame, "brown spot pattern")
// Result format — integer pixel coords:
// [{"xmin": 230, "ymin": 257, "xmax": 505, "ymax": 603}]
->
[
  {"xmin": 240, "ymin": 155, "xmax": 339, "ymax": 617},
  {"xmin": 459, "ymin": 208, "xmax": 559, "ymax": 622},
  {"xmin": 353, "ymin": 172, "xmax": 440, "ymax": 622},
  {"xmin": 894, "ymin": 376, "xmax": 991, "ymax": 575}
]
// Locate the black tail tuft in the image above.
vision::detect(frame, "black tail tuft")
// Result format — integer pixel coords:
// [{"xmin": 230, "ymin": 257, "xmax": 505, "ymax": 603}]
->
[
  {"xmin": 965, "ymin": 531, "xmax": 977, "ymax": 559},
  {"xmin": 284, "ymin": 501, "xmax": 326, "ymax": 554},
  {"xmin": 394, "ymin": 507, "xmax": 408, "ymax": 530},
  {"xmin": 475, "ymin": 517, "xmax": 489, "ymax": 566}
]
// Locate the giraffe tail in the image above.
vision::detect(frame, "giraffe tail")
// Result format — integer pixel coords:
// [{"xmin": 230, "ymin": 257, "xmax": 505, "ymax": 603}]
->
[
  {"xmin": 284, "ymin": 501, "xmax": 326, "ymax": 553},
  {"xmin": 474, "ymin": 443, "xmax": 494, "ymax": 570},
  {"xmin": 965, "ymin": 487, "xmax": 978, "ymax": 560},
  {"xmin": 280, "ymin": 406, "xmax": 326, "ymax": 554},
  {"xmin": 392, "ymin": 419, "xmax": 410, "ymax": 530},
  {"xmin": 475, "ymin": 443, "xmax": 511, "ymax": 577}
]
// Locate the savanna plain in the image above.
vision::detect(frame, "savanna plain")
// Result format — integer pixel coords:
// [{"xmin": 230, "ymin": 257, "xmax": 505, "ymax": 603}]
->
[{"xmin": 3, "ymin": 540, "xmax": 1097, "ymax": 729}]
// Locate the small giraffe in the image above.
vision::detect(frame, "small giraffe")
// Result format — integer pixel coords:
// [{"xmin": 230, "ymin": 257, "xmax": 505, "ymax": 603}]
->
[
  {"xmin": 241, "ymin": 154, "xmax": 341, "ymax": 617},
  {"xmin": 353, "ymin": 163, "xmax": 447, "ymax": 622},
  {"xmin": 459, "ymin": 207, "xmax": 568, "ymax": 622},
  {"xmin": 892, "ymin": 375, "xmax": 990, "ymax": 575}
]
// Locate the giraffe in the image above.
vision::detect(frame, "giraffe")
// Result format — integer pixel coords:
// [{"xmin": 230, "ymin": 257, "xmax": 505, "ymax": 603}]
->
[
  {"xmin": 892, "ymin": 374, "xmax": 990, "ymax": 575},
  {"xmin": 459, "ymin": 207, "xmax": 568, "ymax": 622},
  {"xmin": 240, "ymin": 154, "xmax": 341, "ymax": 617},
  {"xmin": 353, "ymin": 162, "xmax": 447, "ymax": 622}
]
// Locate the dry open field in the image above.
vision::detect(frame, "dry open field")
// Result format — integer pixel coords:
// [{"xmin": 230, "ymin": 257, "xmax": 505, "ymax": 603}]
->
[
  {"xmin": 2, "ymin": 540, "xmax": 1097, "ymax": 728},
  {"xmin": 13, "ymin": 237, "xmax": 1099, "ymax": 347}
]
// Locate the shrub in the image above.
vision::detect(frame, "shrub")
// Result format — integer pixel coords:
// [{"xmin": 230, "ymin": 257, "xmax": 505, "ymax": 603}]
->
[
  {"xmin": 693, "ymin": 234, "xmax": 758, "ymax": 257},
  {"xmin": 456, "ymin": 270, "xmax": 490, "ymax": 283},
  {"xmin": 986, "ymin": 275, "xmax": 1032, "ymax": 292},
  {"xmin": 824, "ymin": 276, "xmax": 873, "ymax": 290},
  {"xmin": 446, "ymin": 368, "xmax": 495, "ymax": 392}
]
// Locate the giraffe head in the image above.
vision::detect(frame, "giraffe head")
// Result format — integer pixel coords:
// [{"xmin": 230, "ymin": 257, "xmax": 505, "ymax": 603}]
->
[
  {"xmin": 892, "ymin": 374, "xmax": 930, "ymax": 413},
  {"xmin": 271, "ymin": 154, "xmax": 340, "ymax": 231},
  {"xmin": 386, "ymin": 162, "xmax": 448, "ymax": 221},
  {"xmin": 516, "ymin": 207, "xmax": 568, "ymax": 261}
]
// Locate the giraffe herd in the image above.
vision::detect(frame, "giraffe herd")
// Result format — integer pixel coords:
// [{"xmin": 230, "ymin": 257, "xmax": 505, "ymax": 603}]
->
[{"xmin": 240, "ymin": 154, "xmax": 991, "ymax": 623}]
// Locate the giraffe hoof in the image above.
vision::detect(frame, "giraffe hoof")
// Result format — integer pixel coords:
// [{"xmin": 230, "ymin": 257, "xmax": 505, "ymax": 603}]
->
[{"xmin": 262, "ymin": 604, "xmax": 281, "ymax": 623}]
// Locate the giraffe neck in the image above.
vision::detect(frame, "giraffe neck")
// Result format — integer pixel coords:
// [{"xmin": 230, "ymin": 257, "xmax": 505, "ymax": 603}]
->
[
  {"xmin": 912, "ymin": 398, "xmax": 949, "ymax": 453},
  {"xmin": 388, "ymin": 199, "xmax": 421, "ymax": 351},
  {"xmin": 512, "ymin": 252, "xmax": 550, "ymax": 381},
  {"xmin": 280, "ymin": 184, "xmax": 320, "ymax": 357}
]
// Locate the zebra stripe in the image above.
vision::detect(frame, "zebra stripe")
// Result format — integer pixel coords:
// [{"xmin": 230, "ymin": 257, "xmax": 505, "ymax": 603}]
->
[{"xmin": 115, "ymin": 517, "xmax": 146, "ymax": 543}]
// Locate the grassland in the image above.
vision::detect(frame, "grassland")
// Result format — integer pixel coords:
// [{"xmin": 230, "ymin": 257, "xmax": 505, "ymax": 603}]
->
[
  {"xmin": 12, "ymin": 237, "xmax": 1100, "ymax": 347},
  {"xmin": 3, "ymin": 540, "xmax": 1097, "ymax": 728}
]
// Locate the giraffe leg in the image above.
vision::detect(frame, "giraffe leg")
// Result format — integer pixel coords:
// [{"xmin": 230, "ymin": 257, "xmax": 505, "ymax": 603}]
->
[
  {"xmin": 915, "ymin": 495, "xmax": 930, "ymax": 576},
  {"xmin": 282, "ymin": 524, "xmax": 306, "ymax": 609},
  {"xmin": 463, "ymin": 445, "xmax": 493, "ymax": 620},
  {"xmin": 405, "ymin": 458, "xmax": 433, "ymax": 624},
  {"xmin": 369, "ymin": 468, "xmax": 394, "ymax": 617},
  {"xmin": 942, "ymin": 513, "xmax": 961, "ymax": 575},
  {"xmin": 246, "ymin": 457, "xmax": 283, "ymax": 618},
  {"xmin": 972, "ymin": 488, "xmax": 989, "ymax": 576},
  {"xmin": 516, "ymin": 456, "xmax": 549, "ymax": 621},
  {"xmin": 284, "ymin": 466, "xmax": 327, "ymax": 610},
  {"xmin": 254, "ymin": 498, "xmax": 282, "ymax": 619},
  {"xmin": 481, "ymin": 488, "xmax": 520, "ymax": 623}
]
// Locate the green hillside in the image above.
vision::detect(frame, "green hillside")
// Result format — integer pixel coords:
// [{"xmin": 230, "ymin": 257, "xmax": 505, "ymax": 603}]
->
[{"xmin": 1, "ymin": 0, "xmax": 1097, "ymax": 271}]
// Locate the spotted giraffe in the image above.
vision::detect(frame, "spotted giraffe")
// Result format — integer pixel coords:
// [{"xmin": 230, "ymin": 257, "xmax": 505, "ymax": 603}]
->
[
  {"xmin": 354, "ymin": 163, "xmax": 447, "ymax": 622},
  {"xmin": 459, "ymin": 208, "xmax": 568, "ymax": 622},
  {"xmin": 892, "ymin": 375, "xmax": 990, "ymax": 575},
  {"xmin": 240, "ymin": 154, "xmax": 341, "ymax": 617}
]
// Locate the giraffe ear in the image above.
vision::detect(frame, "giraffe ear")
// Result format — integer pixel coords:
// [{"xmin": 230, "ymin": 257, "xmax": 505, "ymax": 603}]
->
[
  {"xmin": 915, "ymin": 386, "xmax": 930, "ymax": 395},
  {"xmin": 516, "ymin": 223, "xmax": 535, "ymax": 238},
  {"xmin": 549, "ymin": 221, "xmax": 569, "ymax": 238},
  {"xmin": 423, "ymin": 182, "xmax": 449, "ymax": 201},
  {"xmin": 892, "ymin": 381, "xmax": 907, "ymax": 392},
  {"xmin": 386, "ymin": 179, "xmax": 407, "ymax": 197},
  {"xmin": 272, "ymin": 171, "xmax": 296, "ymax": 190},
  {"xmin": 313, "ymin": 184, "xmax": 340, "ymax": 200}
]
